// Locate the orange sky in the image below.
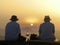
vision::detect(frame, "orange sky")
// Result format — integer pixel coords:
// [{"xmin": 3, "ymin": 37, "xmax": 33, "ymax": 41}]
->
[
  {"xmin": 0, "ymin": 0, "xmax": 60, "ymax": 26},
  {"xmin": 0, "ymin": 0, "xmax": 60, "ymax": 27},
  {"xmin": 0, "ymin": 0, "xmax": 60, "ymax": 25}
]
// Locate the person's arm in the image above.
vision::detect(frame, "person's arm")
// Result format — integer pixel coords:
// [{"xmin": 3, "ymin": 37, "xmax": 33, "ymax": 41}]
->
[
  {"xmin": 53, "ymin": 24, "xmax": 55, "ymax": 34},
  {"xmin": 17, "ymin": 24, "xmax": 21, "ymax": 36},
  {"xmin": 39, "ymin": 24, "xmax": 42, "ymax": 36}
]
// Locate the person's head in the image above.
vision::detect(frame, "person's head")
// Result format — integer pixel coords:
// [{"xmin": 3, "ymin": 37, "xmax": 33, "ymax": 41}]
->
[
  {"xmin": 10, "ymin": 15, "xmax": 18, "ymax": 21},
  {"xmin": 44, "ymin": 16, "xmax": 51, "ymax": 22}
]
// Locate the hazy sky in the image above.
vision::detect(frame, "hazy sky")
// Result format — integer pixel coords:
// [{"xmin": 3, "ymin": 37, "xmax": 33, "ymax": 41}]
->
[
  {"xmin": 0, "ymin": 0, "xmax": 60, "ymax": 26},
  {"xmin": 0, "ymin": 0, "xmax": 60, "ymax": 40}
]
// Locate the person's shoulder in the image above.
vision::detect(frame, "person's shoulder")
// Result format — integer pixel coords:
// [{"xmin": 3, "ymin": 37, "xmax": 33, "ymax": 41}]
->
[
  {"xmin": 50, "ymin": 22, "xmax": 54, "ymax": 25},
  {"xmin": 15, "ymin": 22, "xmax": 20, "ymax": 26},
  {"xmin": 16, "ymin": 22, "xmax": 19, "ymax": 25},
  {"xmin": 6, "ymin": 22, "xmax": 11, "ymax": 25},
  {"xmin": 40, "ymin": 23, "xmax": 45, "ymax": 26}
]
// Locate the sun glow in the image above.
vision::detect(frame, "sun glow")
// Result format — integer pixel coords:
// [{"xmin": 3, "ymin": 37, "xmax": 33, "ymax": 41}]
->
[
  {"xmin": 25, "ymin": 17, "xmax": 39, "ymax": 24},
  {"xmin": 30, "ymin": 24, "xmax": 33, "ymax": 26}
]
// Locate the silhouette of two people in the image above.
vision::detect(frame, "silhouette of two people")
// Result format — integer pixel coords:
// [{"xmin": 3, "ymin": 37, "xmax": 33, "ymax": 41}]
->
[
  {"xmin": 39, "ymin": 16, "xmax": 55, "ymax": 41},
  {"xmin": 5, "ymin": 15, "xmax": 21, "ymax": 40},
  {"xmin": 5, "ymin": 15, "xmax": 55, "ymax": 41}
]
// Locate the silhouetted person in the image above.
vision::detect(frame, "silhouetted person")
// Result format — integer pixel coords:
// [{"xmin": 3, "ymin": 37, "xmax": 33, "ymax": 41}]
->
[
  {"xmin": 39, "ymin": 16, "xmax": 55, "ymax": 41},
  {"xmin": 5, "ymin": 15, "xmax": 21, "ymax": 40}
]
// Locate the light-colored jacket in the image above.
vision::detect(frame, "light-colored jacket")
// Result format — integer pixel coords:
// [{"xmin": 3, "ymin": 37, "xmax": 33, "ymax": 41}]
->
[
  {"xmin": 5, "ymin": 21, "xmax": 21, "ymax": 40},
  {"xmin": 39, "ymin": 22, "xmax": 55, "ymax": 40}
]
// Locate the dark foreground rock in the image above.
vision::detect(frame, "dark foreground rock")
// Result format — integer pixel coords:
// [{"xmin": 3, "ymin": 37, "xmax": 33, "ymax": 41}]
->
[{"xmin": 0, "ymin": 40, "xmax": 60, "ymax": 45}]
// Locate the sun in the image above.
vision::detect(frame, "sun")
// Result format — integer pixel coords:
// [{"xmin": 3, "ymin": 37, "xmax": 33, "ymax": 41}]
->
[{"xmin": 30, "ymin": 24, "xmax": 33, "ymax": 26}]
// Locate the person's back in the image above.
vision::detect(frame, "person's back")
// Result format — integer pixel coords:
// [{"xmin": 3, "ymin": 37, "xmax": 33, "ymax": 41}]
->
[
  {"xmin": 5, "ymin": 15, "xmax": 20, "ymax": 40},
  {"xmin": 39, "ymin": 16, "xmax": 55, "ymax": 41},
  {"xmin": 39, "ymin": 22, "xmax": 55, "ymax": 40}
]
